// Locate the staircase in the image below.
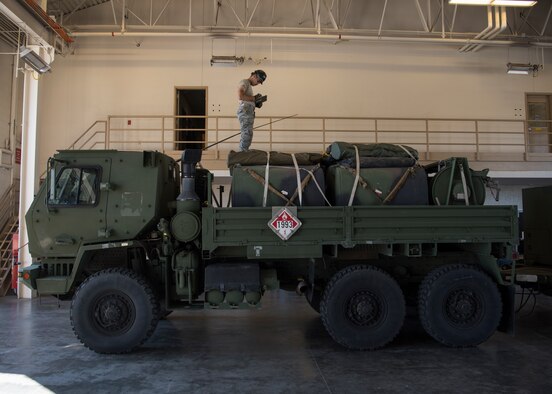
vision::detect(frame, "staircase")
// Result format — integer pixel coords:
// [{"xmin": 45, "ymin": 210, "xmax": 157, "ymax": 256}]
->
[{"xmin": 0, "ymin": 184, "xmax": 19, "ymax": 296}]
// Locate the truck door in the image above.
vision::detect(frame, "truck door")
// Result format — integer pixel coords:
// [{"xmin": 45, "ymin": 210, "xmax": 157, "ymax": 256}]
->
[{"xmin": 43, "ymin": 157, "xmax": 111, "ymax": 257}]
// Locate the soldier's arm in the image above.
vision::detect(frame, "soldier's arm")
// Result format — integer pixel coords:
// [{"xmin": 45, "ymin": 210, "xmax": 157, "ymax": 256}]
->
[{"xmin": 238, "ymin": 85, "xmax": 255, "ymax": 102}]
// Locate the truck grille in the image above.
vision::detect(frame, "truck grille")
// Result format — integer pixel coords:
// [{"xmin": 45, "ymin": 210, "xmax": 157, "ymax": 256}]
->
[{"xmin": 43, "ymin": 262, "xmax": 74, "ymax": 277}]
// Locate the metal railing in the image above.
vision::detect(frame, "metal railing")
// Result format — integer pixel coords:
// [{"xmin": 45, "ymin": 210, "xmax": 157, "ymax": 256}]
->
[
  {"xmin": 68, "ymin": 115, "xmax": 552, "ymax": 162},
  {"xmin": 0, "ymin": 184, "xmax": 19, "ymax": 296},
  {"xmin": 0, "ymin": 184, "xmax": 18, "ymax": 233},
  {"xmin": 67, "ymin": 120, "xmax": 107, "ymax": 150}
]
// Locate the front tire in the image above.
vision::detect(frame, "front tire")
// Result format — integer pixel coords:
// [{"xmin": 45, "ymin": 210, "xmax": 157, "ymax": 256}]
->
[
  {"xmin": 320, "ymin": 265, "xmax": 405, "ymax": 350},
  {"xmin": 70, "ymin": 268, "xmax": 160, "ymax": 354},
  {"xmin": 418, "ymin": 264, "xmax": 502, "ymax": 347}
]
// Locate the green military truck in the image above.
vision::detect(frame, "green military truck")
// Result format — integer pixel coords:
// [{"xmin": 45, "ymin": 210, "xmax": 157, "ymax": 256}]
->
[
  {"xmin": 20, "ymin": 147, "xmax": 518, "ymax": 353},
  {"xmin": 501, "ymin": 185, "xmax": 552, "ymax": 296}
]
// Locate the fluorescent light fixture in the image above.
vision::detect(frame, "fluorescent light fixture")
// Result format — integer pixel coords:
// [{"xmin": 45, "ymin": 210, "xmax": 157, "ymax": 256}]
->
[
  {"xmin": 449, "ymin": 0, "xmax": 492, "ymax": 4},
  {"xmin": 210, "ymin": 55, "xmax": 244, "ymax": 67},
  {"xmin": 507, "ymin": 63, "xmax": 539, "ymax": 75},
  {"xmin": 449, "ymin": 0, "xmax": 536, "ymax": 5},
  {"xmin": 492, "ymin": 0, "xmax": 537, "ymax": 6},
  {"xmin": 19, "ymin": 46, "xmax": 50, "ymax": 73}
]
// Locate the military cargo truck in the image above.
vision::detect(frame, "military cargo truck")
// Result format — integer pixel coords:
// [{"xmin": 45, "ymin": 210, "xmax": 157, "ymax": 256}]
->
[
  {"xmin": 20, "ymin": 148, "xmax": 518, "ymax": 353},
  {"xmin": 501, "ymin": 185, "xmax": 552, "ymax": 296}
]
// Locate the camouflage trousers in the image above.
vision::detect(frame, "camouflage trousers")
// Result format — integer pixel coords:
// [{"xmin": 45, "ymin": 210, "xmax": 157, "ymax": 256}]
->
[{"xmin": 237, "ymin": 104, "xmax": 255, "ymax": 152}]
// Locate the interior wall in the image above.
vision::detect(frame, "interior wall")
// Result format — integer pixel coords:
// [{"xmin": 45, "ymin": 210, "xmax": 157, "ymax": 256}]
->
[
  {"xmin": 0, "ymin": 41, "xmax": 15, "ymax": 195},
  {"xmin": 0, "ymin": 42, "xmax": 13, "ymax": 149},
  {"xmin": 36, "ymin": 36, "xmax": 552, "ymax": 169}
]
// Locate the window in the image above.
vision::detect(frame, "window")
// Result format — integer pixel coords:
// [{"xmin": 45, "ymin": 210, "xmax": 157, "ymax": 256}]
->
[{"xmin": 48, "ymin": 167, "xmax": 100, "ymax": 206}]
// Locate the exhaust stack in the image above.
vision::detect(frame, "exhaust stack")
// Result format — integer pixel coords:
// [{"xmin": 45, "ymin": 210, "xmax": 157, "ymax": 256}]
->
[{"xmin": 177, "ymin": 149, "xmax": 202, "ymax": 202}]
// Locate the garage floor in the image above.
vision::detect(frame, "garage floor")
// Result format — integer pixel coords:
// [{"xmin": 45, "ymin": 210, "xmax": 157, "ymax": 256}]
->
[{"xmin": 1, "ymin": 290, "xmax": 551, "ymax": 393}]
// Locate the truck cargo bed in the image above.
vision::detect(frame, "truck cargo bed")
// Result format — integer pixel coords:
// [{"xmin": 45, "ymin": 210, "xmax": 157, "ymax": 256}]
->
[{"xmin": 202, "ymin": 205, "xmax": 518, "ymax": 256}]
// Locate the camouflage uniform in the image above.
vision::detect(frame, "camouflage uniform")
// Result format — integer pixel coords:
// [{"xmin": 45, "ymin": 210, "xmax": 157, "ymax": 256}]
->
[{"xmin": 237, "ymin": 78, "xmax": 256, "ymax": 152}]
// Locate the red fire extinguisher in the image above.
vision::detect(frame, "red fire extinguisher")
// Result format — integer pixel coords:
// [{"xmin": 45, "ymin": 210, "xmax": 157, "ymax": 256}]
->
[{"xmin": 11, "ymin": 232, "xmax": 19, "ymax": 292}]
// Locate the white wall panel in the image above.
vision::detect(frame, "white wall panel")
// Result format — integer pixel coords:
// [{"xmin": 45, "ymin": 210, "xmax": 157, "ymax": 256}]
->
[{"xmin": 36, "ymin": 36, "xmax": 552, "ymax": 170}]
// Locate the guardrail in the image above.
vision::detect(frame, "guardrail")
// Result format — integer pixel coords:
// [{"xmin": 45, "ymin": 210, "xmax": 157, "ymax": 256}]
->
[
  {"xmin": 69, "ymin": 115, "xmax": 552, "ymax": 162},
  {"xmin": 0, "ymin": 184, "xmax": 18, "ymax": 233}
]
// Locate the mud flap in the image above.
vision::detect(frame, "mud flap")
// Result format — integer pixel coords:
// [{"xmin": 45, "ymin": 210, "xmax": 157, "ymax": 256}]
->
[{"xmin": 498, "ymin": 284, "xmax": 515, "ymax": 335}]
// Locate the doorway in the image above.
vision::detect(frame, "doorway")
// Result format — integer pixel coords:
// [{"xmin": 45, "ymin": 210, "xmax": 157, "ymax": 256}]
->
[
  {"xmin": 175, "ymin": 87, "xmax": 207, "ymax": 150},
  {"xmin": 526, "ymin": 94, "xmax": 552, "ymax": 154}
]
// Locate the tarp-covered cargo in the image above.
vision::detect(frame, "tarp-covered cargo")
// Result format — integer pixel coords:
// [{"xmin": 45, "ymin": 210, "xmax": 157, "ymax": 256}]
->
[
  {"xmin": 231, "ymin": 165, "xmax": 326, "ymax": 207},
  {"xmin": 326, "ymin": 141, "xmax": 419, "ymax": 161},
  {"xmin": 326, "ymin": 165, "xmax": 428, "ymax": 206},
  {"xmin": 228, "ymin": 150, "xmax": 323, "ymax": 169}
]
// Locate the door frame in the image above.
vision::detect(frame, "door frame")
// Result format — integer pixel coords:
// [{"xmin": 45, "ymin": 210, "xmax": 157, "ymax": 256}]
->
[
  {"xmin": 525, "ymin": 92, "xmax": 552, "ymax": 155},
  {"xmin": 174, "ymin": 86, "xmax": 208, "ymax": 150}
]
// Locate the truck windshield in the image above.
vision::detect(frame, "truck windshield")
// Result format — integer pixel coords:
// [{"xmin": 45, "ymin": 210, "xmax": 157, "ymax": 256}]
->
[{"xmin": 48, "ymin": 167, "xmax": 99, "ymax": 206}]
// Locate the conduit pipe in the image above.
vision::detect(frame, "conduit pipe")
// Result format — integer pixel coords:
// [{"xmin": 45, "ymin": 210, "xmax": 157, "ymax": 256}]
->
[
  {"xmin": 71, "ymin": 30, "xmax": 530, "ymax": 47},
  {"xmin": 21, "ymin": 0, "xmax": 74, "ymax": 43},
  {"xmin": 472, "ymin": 7, "xmax": 507, "ymax": 52},
  {"xmin": 463, "ymin": 6, "xmax": 500, "ymax": 52},
  {"xmin": 459, "ymin": 6, "xmax": 493, "ymax": 52}
]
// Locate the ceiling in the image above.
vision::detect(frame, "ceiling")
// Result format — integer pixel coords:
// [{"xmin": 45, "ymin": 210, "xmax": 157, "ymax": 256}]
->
[{"xmin": 2, "ymin": 0, "xmax": 552, "ymax": 52}]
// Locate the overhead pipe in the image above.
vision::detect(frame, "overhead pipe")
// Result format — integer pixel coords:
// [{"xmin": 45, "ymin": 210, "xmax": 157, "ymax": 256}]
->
[
  {"xmin": 471, "ymin": 7, "xmax": 507, "ymax": 53},
  {"xmin": 21, "ymin": 0, "xmax": 74, "ymax": 43},
  {"xmin": 477, "ymin": 7, "xmax": 502, "ymax": 47},
  {"xmin": 467, "ymin": 6, "xmax": 502, "ymax": 53},
  {"xmin": 71, "ymin": 30, "xmax": 529, "ymax": 47},
  {"xmin": 459, "ymin": 6, "xmax": 493, "ymax": 52}
]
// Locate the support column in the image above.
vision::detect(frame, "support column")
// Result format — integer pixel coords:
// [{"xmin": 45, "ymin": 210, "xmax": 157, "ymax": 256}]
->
[{"xmin": 18, "ymin": 70, "xmax": 39, "ymax": 299}]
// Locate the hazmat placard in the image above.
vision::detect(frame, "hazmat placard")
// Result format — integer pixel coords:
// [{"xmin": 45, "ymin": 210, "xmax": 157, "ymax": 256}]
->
[{"xmin": 268, "ymin": 207, "xmax": 302, "ymax": 241}]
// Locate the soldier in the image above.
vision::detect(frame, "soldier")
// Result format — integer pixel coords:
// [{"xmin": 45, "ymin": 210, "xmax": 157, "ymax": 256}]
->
[{"xmin": 237, "ymin": 70, "xmax": 267, "ymax": 151}]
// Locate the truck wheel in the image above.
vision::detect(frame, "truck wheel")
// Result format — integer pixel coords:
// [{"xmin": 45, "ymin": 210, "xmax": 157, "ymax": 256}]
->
[
  {"xmin": 320, "ymin": 265, "xmax": 405, "ymax": 350},
  {"xmin": 418, "ymin": 264, "xmax": 502, "ymax": 347},
  {"xmin": 70, "ymin": 268, "xmax": 160, "ymax": 354}
]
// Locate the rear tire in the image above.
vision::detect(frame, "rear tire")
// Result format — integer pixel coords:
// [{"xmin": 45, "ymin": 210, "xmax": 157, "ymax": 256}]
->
[
  {"xmin": 320, "ymin": 265, "xmax": 405, "ymax": 350},
  {"xmin": 418, "ymin": 264, "xmax": 502, "ymax": 347},
  {"xmin": 70, "ymin": 268, "xmax": 160, "ymax": 354}
]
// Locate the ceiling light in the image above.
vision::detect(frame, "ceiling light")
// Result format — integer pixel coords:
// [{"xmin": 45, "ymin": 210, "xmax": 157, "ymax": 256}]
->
[
  {"xmin": 507, "ymin": 63, "xmax": 539, "ymax": 75},
  {"xmin": 210, "ymin": 55, "xmax": 244, "ymax": 67},
  {"xmin": 19, "ymin": 46, "xmax": 50, "ymax": 73},
  {"xmin": 449, "ymin": 0, "xmax": 536, "ymax": 6},
  {"xmin": 492, "ymin": 1, "xmax": 537, "ymax": 6},
  {"xmin": 449, "ymin": 0, "xmax": 492, "ymax": 5}
]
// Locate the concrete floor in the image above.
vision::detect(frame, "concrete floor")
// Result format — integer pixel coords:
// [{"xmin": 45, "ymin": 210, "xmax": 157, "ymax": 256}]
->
[{"xmin": 1, "ymin": 290, "xmax": 552, "ymax": 394}]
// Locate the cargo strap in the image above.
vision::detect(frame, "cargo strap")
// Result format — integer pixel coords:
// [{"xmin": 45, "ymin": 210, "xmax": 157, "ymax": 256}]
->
[
  {"xmin": 387, "ymin": 145, "xmax": 418, "ymax": 204},
  {"xmin": 262, "ymin": 152, "xmax": 270, "ymax": 207},
  {"xmin": 382, "ymin": 165, "xmax": 418, "ymax": 204},
  {"xmin": 245, "ymin": 168, "xmax": 295, "ymax": 206},
  {"xmin": 299, "ymin": 167, "xmax": 332, "ymax": 206},
  {"xmin": 291, "ymin": 153, "xmax": 303, "ymax": 206},
  {"xmin": 397, "ymin": 144, "xmax": 417, "ymax": 161},
  {"xmin": 341, "ymin": 166, "xmax": 384, "ymax": 202},
  {"xmin": 348, "ymin": 146, "xmax": 361, "ymax": 206},
  {"xmin": 343, "ymin": 165, "xmax": 418, "ymax": 205},
  {"xmin": 285, "ymin": 164, "xmax": 332, "ymax": 207}
]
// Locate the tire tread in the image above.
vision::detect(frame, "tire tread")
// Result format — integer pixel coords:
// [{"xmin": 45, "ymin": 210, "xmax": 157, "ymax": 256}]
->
[{"xmin": 70, "ymin": 267, "xmax": 160, "ymax": 354}]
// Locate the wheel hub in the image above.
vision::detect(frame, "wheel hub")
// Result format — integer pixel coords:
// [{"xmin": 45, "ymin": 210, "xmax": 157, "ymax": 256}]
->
[
  {"xmin": 445, "ymin": 288, "xmax": 482, "ymax": 326},
  {"xmin": 93, "ymin": 293, "xmax": 135, "ymax": 334},
  {"xmin": 347, "ymin": 291, "xmax": 381, "ymax": 326}
]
